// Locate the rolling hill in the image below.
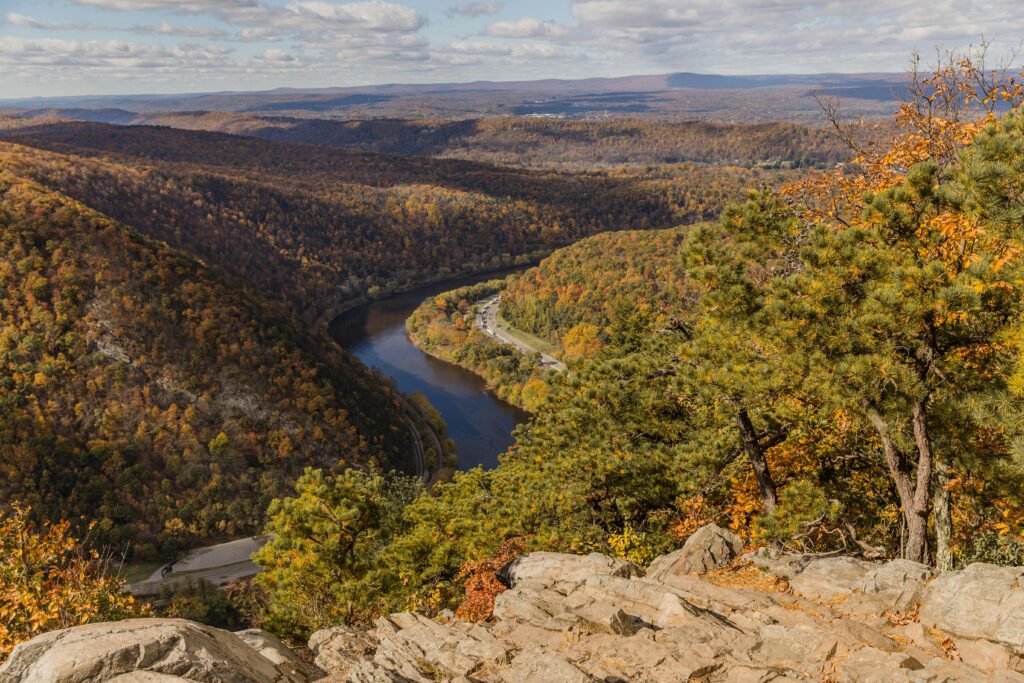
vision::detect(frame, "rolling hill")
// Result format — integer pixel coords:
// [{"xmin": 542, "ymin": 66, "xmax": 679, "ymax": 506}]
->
[
  {"xmin": 0, "ymin": 151, "xmax": 420, "ymax": 558},
  {"xmin": 0, "ymin": 120, "xmax": 778, "ymax": 324}
]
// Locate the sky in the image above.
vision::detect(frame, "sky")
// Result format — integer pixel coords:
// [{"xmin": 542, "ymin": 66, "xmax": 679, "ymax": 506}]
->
[{"xmin": 0, "ymin": 0, "xmax": 1020, "ymax": 99}]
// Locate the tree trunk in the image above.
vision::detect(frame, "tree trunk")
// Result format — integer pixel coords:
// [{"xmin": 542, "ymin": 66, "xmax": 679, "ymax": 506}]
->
[
  {"xmin": 909, "ymin": 401, "xmax": 934, "ymax": 565},
  {"xmin": 864, "ymin": 402, "xmax": 931, "ymax": 564},
  {"xmin": 905, "ymin": 505, "xmax": 930, "ymax": 566},
  {"xmin": 933, "ymin": 458, "xmax": 953, "ymax": 571},
  {"xmin": 736, "ymin": 409, "xmax": 778, "ymax": 513}
]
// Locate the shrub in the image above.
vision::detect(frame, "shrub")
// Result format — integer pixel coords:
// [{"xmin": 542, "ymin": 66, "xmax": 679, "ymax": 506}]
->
[
  {"xmin": 0, "ymin": 504, "xmax": 149, "ymax": 658},
  {"xmin": 455, "ymin": 537, "xmax": 527, "ymax": 622},
  {"xmin": 754, "ymin": 480, "xmax": 843, "ymax": 551},
  {"xmin": 957, "ymin": 531, "xmax": 1024, "ymax": 568}
]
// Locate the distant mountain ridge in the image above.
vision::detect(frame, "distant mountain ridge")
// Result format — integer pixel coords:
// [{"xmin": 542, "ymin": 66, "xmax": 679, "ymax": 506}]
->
[{"xmin": 0, "ymin": 71, "xmax": 905, "ymax": 119}]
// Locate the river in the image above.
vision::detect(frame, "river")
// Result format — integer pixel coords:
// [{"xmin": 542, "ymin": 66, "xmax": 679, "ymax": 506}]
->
[
  {"xmin": 328, "ymin": 268, "xmax": 530, "ymax": 470},
  {"xmin": 128, "ymin": 269, "xmax": 529, "ymax": 590}
]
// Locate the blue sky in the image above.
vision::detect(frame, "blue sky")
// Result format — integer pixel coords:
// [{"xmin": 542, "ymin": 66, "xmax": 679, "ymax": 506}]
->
[{"xmin": 1, "ymin": 0, "xmax": 1020, "ymax": 98}]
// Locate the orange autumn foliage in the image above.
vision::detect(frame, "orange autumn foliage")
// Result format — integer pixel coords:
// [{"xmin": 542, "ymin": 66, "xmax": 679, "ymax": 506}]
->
[
  {"xmin": 784, "ymin": 45, "xmax": 1024, "ymax": 255},
  {"xmin": 670, "ymin": 495, "xmax": 718, "ymax": 542},
  {"xmin": 454, "ymin": 537, "xmax": 526, "ymax": 622},
  {"xmin": 0, "ymin": 505, "xmax": 149, "ymax": 658}
]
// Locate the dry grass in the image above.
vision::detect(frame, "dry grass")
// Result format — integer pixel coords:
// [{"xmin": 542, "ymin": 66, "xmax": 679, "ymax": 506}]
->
[
  {"xmin": 701, "ymin": 561, "xmax": 792, "ymax": 594},
  {"xmin": 924, "ymin": 626, "xmax": 961, "ymax": 661},
  {"xmin": 885, "ymin": 605, "xmax": 919, "ymax": 626}
]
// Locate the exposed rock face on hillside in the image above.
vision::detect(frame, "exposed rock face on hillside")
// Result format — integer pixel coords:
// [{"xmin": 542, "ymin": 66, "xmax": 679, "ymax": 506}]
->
[{"xmin": 6, "ymin": 525, "xmax": 1024, "ymax": 682}]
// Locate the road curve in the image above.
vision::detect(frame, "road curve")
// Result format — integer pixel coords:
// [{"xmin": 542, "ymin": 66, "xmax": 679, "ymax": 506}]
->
[
  {"xmin": 127, "ymin": 536, "xmax": 269, "ymax": 597},
  {"xmin": 474, "ymin": 295, "xmax": 567, "ymax": 372}
]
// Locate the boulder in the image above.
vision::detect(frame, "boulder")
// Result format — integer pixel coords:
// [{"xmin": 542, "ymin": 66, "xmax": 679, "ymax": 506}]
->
[
  {"xmin": 788, "ymin": 556, "xmax": 875, "ymax": 603},
  {"xmin": 746, "ymin": 550, "xmax": 816, "ymax": 580},
  {"xmin": 919, "ymin": 563, "xmax": 1024, "ymax": 654},
  {"xmin": 369, "ymin": 612, "xmax": 511, "ymax": 681},
  {"xmin": 752, "ymin": 624, "xmax": 841, "ymax": 678},
  {"xmin": 834, "ymin": 647, "xmax": 925, "ymax": 683},
  {"xmin": 234, "ymin": 629, "xmax": 315, "ymax": 680},
  {"xmin": 646, "ymin": 524, "xmax": 744, "ymax": 580},
  {"xmin": 496, "ymin": 551, "xmax": 643, "ymax": 588},
  {"xmin": 718, "ymin": 665, "xmax": 809, "ymax": 682},
  {"xmin": 559, "ymin": 574, "xmax": 741, "ymax": 641},
  {"xmin": 567, "ymin": 631, "xmax": 718, "ymax": 681},
  {"xmin": 854, "ymin": 559, "xmax": 934, "ymax": 615},
  {"xmin": 954, "ymin": 636, "xmax": 1023, "ymax": 673},
  {"xmin": 345, "ymin": 661, "xmax": 418, "ymax": 683},
  {"xmin": 0, "ymin": 618, "xmax": 308, "ymax": 683},
  {"xmin": 17, "ymin": 550, "xmax": 1024, "ymax": 683},
  {"xmin": 308, "ymin": 624, "xmax": 378, "ymax": 677}
]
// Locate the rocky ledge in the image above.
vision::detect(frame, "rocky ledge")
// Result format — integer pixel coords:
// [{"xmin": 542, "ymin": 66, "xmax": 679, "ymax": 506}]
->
[{"xmin": 5, "ymin": 525, "xmax": 1024, "ymax": 682}]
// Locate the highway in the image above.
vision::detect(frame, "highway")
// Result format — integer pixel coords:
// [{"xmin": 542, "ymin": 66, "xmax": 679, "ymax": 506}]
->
[
  {"xmin": 475, "ymin": 295, "xmax": 567, "ymax": 372},
  {"xmin": 127, "ymin": 535, "xmax": 269, "ymax": 597}
]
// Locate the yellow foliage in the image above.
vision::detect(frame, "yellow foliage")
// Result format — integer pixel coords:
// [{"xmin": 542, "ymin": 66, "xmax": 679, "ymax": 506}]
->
[
  {"xmin": 702, "ymin": 562, "xmax": 789, "ymax": 594},
  {"xmin": 606, "ymin": 524, "xmax": 657, "ymax": 566},
  {"xmin": 671, "ymin": 494, "xmax": 719, "ymax": 541},
  {"xmin": 783, "ymin": 46, "xmax": 1024, "ymax": 275},
  {"xmin": 0, "ymin": 505, "xmax": 149, "ymax": 658},
  {"xmin": 561, "ymin": 322, "xmax": 603, "ymax": 361}
]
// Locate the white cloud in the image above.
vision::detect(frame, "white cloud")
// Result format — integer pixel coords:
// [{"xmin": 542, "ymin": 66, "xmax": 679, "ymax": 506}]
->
[
  {"xmin": 6, "ymin": 12, "xmax": 48, "ymax": 29},
  {"xmin": 73, "ymin": 0, "xmax": 246, "ymax": 11},
  {"xmin": 237, "ymin": 27, "xmax": 281, "ymax": 42},
  {"xmin": 566, "ymin": 0, "xmax": 1012, "ymax": 72},
  {"xmin": 509, "ymin": 43, "xmax": 565, "ymax": 58},
  {"xmin": 136, "ymin": 20, "xmax": 227, "ymax": 37},
  {"xmin": 71, "ymin": 0, "xmax": 425, "ymax": 34},
  {"xmin": 7, "ymin": 0, "xmax": 1024, "ymax": 98},
  {"xmin": 5, "ymin": 11, "xmax": 227, "ymax": 37},
  {"xmin": 0, "ymin": 36, "xmax": 232, "ymax": 70},
  {"xmin": 448, "ymin": 40, "xmax": 511, "ymax": 55},
  {"xmin": 287, "ymin": 1, "xmax": 424, "ymax": 32},
  {"xmin": 258, "ymin": 48, "xmax": 298, "ymax": 62},
  {"xmin": 484, "ymin": 17, "xmax": 568, "ymax": 39},
  {"xmin": 447, "ymin": 2, "xmax": 502, "ymax": 17}
]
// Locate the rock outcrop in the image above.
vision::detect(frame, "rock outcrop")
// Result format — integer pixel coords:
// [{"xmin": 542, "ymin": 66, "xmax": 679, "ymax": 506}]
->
[
  {"xmin": 307, "ymin": 535, "xmax": 1024, "ymax": 682},
  {"xmin": 9, "ymin": 526, "xmax": 1024, "ymax": 682},
  {"xmin": 0, "ymin": 619, "xmax": 308, "ymax": 683},
  {"xmin": 919, "ymin": 563, "xmax": 1024, "ymax": 672}
]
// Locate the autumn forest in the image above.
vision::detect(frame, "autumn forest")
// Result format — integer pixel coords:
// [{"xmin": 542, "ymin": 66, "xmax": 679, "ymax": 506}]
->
[{"xmin": 5, "ymin": 45, "xmax": 1024, "ymax": 664}]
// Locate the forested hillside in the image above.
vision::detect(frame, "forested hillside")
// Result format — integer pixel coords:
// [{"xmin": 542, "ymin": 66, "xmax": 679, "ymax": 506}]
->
[
  {"xmin": 500, "ymin": 227, "xmax": 697, "ymax": 358},
  {"xmin": 0, "ymin": 158, "xmax": 417, "ymax": 559},
  {"xmin": 0, "ymin": 121, "xmax": 776, "ymax": 323},
  {"xmin": 11, "ymin": 111, "xmax": 862, "ymax": 169},
  {"xmin": 433, "ymin": 117, "xmax": 861, "ymax": 168},
  {"xmin": 406, "ymin": 279, "xmax": 556, "ymax": 411},
  {"xmin": 405, "ymin": 227, "xmax": 698, "ymax": 407}
]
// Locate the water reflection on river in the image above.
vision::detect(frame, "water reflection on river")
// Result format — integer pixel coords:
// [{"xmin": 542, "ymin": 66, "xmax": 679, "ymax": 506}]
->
[{"xmin": 329, "ymin": 268, "xmax": 530, "ymax": 470}]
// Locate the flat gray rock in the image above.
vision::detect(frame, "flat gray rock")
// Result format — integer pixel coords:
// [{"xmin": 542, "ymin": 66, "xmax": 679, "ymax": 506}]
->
[
  {"xmin": 788, "ymin": 556, "xmax": 875, "ymax": 602},
  {"xmin": 497, "ymin": 551, "xmax": 643, "ymax": 589},
  {"xmin": 920, "ymin": 563, "xmax": 1024, "ymax": 654}
]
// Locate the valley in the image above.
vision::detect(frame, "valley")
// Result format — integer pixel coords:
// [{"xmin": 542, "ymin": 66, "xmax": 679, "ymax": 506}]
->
[
  {"xmin": 5, "ymin": 38, "xmax": 1024, "ymax": 682},
  {"xmin": 330, "ymin": 268, "xmax": 531, "ymax": 471}
]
